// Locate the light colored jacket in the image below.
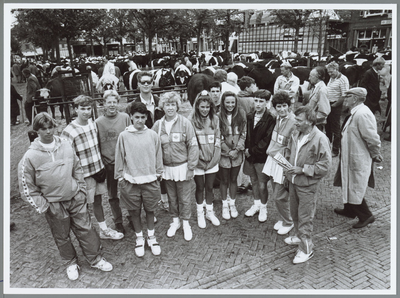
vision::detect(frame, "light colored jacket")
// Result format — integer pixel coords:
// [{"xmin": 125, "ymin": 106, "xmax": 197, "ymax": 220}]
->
[
  {"xmin": 274, "ymin": 73, "xmax": 300, "ymax": 103},
  {"xmin": 285, "ymin": 126, "xmax": 332, "ymax": 186},
  {"xmin": 18, "ymin": 136, "xmax": 86, "ymax": 214},
  {"xmin": 152, "ymin": 115, "xmax": 199, "ymax": 170},
  {"xmin": 340, "ymin": 104, "xmax": 381, "ymax": 204},
  {"xmin": 306, "ymin": 81, "xmax": 331, "ymax": 125}
]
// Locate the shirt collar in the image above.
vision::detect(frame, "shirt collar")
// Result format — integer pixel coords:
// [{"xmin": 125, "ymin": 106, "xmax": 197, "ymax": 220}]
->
[
  {"xmin": 350, "ymin": 103, "xmax": 363, "ymax": 115},
  {"xmin": 140, "ymin": 94, "xmax": 155, "ymax": 106}
]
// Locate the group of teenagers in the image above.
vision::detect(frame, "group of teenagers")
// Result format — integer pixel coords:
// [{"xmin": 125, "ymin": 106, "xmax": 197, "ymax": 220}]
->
[{"xmin": 18, "ymin": 63, "xmax": 383, "ymax": 281}]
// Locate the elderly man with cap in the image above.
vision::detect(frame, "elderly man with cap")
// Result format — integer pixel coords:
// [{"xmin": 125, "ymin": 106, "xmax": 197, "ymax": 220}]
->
[
  {"xmin": 274, "ymin": 61, "xmax": 300, "ymax": 104},
  {"xmin": 220, "ymin": 71, "xmax": 240, "ymax": 95},
  {"xmin": 325, "ymin": 61, "xmax": 349, "ymax": 157},
  {"xmin": 359, "ymin": 57, "xmax": 385, "ymax": 115},
  {"xmin": 333, "ymin": 87, "xmax": 382, "ymax": 228}
]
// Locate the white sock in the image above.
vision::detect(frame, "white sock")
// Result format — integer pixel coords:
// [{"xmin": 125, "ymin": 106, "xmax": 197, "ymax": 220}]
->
[
  {"xmin": 98, "ymin": 221, "xmax": 107, "ymax": 231},
  {"xmin": 182, "ymin": 219, "xmax": 190, "ymax": 226},
  {"xmin": 254, "ymin": 199, "xmax": 261, "ymax": 206},
  {"xmin": 173, "ymin": 217, "xmax": 180, "ymax": 224},
  {"xmin": 206, "ymin": 204, "xmax": 213, "ymax": 211},
  {"xmin": 197, "ymin": 203, "xmax": 204, "ymax": 211},
  {"xmin": 136, "ymin": 231, "xmax": 143, "ymax": 238},
  {"xmin": 148, "ymin": 229, "xmax": 155, "ymax": 237},
  {"xmin": 222, "ymin": 200, "xmax": 229, "ymax": 207},
  {"xmin": 260, "ymin": 203, "xmax": 267, "ymax": 208},
  {"xmin": 229, "ymin": 199, "xmax": 236, "ymax": 206}
]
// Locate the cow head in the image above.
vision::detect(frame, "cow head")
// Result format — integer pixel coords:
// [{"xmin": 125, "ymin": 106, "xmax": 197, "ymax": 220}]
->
[
  {"xmin": 39, "ymin": 88, "xmax": 51, "ymax": 99},
  {"xmin": 175, "ymin": 69, "xmax": 191, "ymax": 85}
]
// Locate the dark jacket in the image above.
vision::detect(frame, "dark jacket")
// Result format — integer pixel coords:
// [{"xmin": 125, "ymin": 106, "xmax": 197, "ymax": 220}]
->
[
  {"xmin": 126, "ymin": 94, "xmax": 164, "ymax": 128},
  {"xmin": 359, "ymin": 68, "xmax": 381, "ymax": 114},
  {"xmin": 245, "ymin": 109, "xmax": 276, "ymax": 164}
]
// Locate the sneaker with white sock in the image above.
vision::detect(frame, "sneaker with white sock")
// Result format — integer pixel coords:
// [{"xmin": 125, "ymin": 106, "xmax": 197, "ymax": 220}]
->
[
  {"xmin": 135, "ymin": 236, "xmax": 145, "ymax": 257},
  {"xmin": 167, "ymin": 220, "xmax": 181, "ymax": 237},
  {"xmin": 274, "ymin": 221, "xmax": 283, "ymax": 231},
  {"xmin": 222, "ymin": 204, "xmax": 231, "ymax": 220},
  {"xmin": 197, "ymin": 209, "xmax": 206, "ymax": 229},
  {"xmin": 67, "ymin": 264, "xmax": 79, "ymax": 280},
  {"xmin": 229, "ymin": 204, "xmax": 238, "ymax": 218},
  {"xmin": 293, "ymin": 249, "xmax": 314, "ymax": 264},
  {"xmin": 182, "ymin": 221, "xmax": 193, "ymax": 241},
  {"xmin": 91, "ymin": 257, "xmax": 113, "ymax": 271},
  {"xmin": 245, "ymin": 204, "xmax": 260, "ymax": 217},
  {"xmin": 284, "ymin": 235, "xmax": 301, "ymax": 245},
  {"xmin": 147, "ymin": 235, "xmax": 161, "ymax": 256},
  {"xmin": 206, "ymin": 210, "xmax": 221, "ymax": 226},
  {"xmin": 258, "ymin": 205, "xmax": 267, "ymax": 222},
  {"xmin": 100, "ymin": 228, "xmax": 124, "ymax": 240},
  {"xmin": 277, "ymin": 224, "xmax": 294, "ymax": 235}
]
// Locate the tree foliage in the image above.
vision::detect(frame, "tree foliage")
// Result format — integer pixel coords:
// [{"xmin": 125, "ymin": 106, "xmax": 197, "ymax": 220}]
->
[
  {"xmin": 211, "ymin": 9, "xmax": 242, "ymax": 55},
  {"xmin": 270, "ymin": 9, "xmax": 313, "ymax": 53}
]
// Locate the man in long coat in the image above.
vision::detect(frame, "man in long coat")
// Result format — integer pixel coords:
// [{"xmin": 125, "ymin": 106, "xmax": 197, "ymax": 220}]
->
[
  {"xmin": 359, "ymin": 57, "xmax": 385, "ymax": 115},
  {"xmin": 333, "ymin": 87, "xmax": 383, "ymax": 228}
]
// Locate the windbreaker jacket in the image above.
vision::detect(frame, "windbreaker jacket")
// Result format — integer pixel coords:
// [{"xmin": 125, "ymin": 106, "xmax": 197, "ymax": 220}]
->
[
  {"xmin": 266, "ymin": 112, "xmax": 296, "ymax": 158},
  {"xmin": 18, "ymin": 136, "xmax": 86, "ymax": 214},
  {"xmin": 245, "ymin": 110, "xmax": 276, "ymax": 164},
  {"xmin": 152, "ymin": 115, "xmax": 199, "ymax": 170},
  {"xmin": 306, "ymin": 81, "xmax": 331, "ymax": 125},
  {"xmin": 192, "ymin": 116, "xmax": 221, "ymax": 170},
  {"xmin": 114, "ymin": 126, "xmax": 163, "ymax": 184},
  {"xmin": 284, "ymin": 126, "xmax": 332, "ymax": 186}
]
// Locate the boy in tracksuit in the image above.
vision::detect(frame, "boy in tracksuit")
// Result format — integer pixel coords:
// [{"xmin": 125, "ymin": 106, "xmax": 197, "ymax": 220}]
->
[
  {"xmin": 18, "ymin": 112, "xmax": 113, "ymax": 281},
  {"xmin": 115, "ymin": 102, "xmax": 164, "ymax": 257}
]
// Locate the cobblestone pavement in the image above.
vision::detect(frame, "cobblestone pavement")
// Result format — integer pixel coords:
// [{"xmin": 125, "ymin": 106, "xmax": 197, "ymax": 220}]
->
[
  {"xmin": 8, "ymin": 139, "xmax": 392, "ymax": 291},
  {"xmin": 7, "ymin": 80, "xmax": 393, "ymax": 291}
]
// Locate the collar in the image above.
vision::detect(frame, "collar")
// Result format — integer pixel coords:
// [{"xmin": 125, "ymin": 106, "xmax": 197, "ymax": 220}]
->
[
  {"xmin": 283, "ymin": 72, "xmax": 293, "ymax": 80},
  {"xmin": 164, "ymin": 114, "xmax": 179, "ymax": 123},
  {"xmin": 140, "ymin": 94, "xmax": 155, "ymax": 105},
  {"xmin": 372, "ymin": 67, "xmax": 379, "ymax": 74},
  {"xmin": 350, "ymin": 103, "xmax": 364, "ymax": 115}
]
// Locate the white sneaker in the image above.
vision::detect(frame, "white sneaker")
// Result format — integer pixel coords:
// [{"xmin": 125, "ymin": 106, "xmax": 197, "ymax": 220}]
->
[
  {"xmin": 67, "ymin": 264, "xmax": 79, "ymax": 281},
  {"xmin": 274, "ymin": 221, "xmax": 283, "ymax": 231},
  {"xmin": 100, "ymin": 228, "xmax": 124, "ymax": 240},
  {"xmin": 245, "ymin": 204, "xmax": 260, "ymax": 217},
  {"xmin": 293, "ymin": 249, "xmax": 314, "ymax": 264},
  {"xmin": 229, "ymin": 204, "xmax": 238, "ymax": 218},
  {"xmin": 258, "ymin": 205, "xmax": 267, "ymax": 222},
  {"xmin": 167, "ymin": 220, "xmax": 181, "ymax": 237},
  {"xmin": 182, "ymin": 221, "xmax": 193, "ymax": 241},
  {"xmin": 206, "ymin": 210, "xmax": 221, "ymax": 226},
  {"xmin": 277, "ymin": 224, "xmax": 294, "ymax": 235},
  {"xmin": 135, "ymin": 236, "xmax": 145, "ymax": 257},
  {"xmin": 197, "ymin": 210, "xmax": 206, "ymax": 229},
  {"xmin": 222, "ymin": 205, "xmax": 231, "ymax": 220},
  {"xmin": 147, "ymin": 235, "xmax": 161, "ymax": 256},
  {"xmin": 91, "ymin": 257, "xmax": 113, "ymax": 271},
  {"xmin": 284, "ymin": 235, "xmax": 301, "ymax": 245}
]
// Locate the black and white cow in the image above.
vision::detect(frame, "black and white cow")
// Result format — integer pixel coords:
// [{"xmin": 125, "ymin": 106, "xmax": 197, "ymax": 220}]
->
[
  {"xmin": 123, "ymin": 69, "xmax": 141, "ymax": 90},
  {"xmin": 153, "ymin": 68, "xmax": 175, "ymax": 88}
]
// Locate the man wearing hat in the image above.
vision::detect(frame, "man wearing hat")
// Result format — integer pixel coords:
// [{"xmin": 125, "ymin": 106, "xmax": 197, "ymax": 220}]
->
[
  {"xmin": 333, "ymin": 87, "xmax": 383, "ymax": 228},
  {"xmin": 359, "ymin": 57, "xmax": 385, "ymax": 115},
  {"xmin": 274, "ymin": 61, "xmax": 300, "ymax": 104}
]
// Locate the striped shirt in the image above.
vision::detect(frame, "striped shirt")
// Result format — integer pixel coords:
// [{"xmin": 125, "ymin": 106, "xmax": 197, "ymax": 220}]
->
[
  {"xmin": 62, "ymin": 119, "xmax": 104, "ymax": 178},
  {"xmin": 327, "ymin": 73, "xmax": 349, "ymax": 103}
]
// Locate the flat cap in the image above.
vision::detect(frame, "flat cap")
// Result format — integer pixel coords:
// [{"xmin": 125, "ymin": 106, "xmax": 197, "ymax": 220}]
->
[{"xmin": 345, "ymin": 87, "xmax": 367, "ymax": 98}]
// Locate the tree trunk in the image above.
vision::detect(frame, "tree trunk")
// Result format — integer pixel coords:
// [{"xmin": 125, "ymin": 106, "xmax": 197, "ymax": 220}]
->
[
  {"xmin": 196, "ymin": 29, "xmax": 201, "ymax": 55},
  {"xmin": 294, "ymin": 28, "xmax": 299, "ymax": 53},
  {"xmin": 103, "ymin": 37, "xmax": 107, "ymax": 56},
  {"xmin": 120, "ymin": 38, "xmax": 124, "ymax": 55},
  {"xmin": 66, "ymin": 38, "xmax": 75, "ymax": 75},
  {"xmin": 90, "ymin": 37, "xmax": 94, "ymax": 56},
  {"xmin": 148, "ymin": 33, "xmax": 153, "ymax": 63},
  {"xmin": 55, "ymin": 36, "xmax": 61, "ymax": 64}
]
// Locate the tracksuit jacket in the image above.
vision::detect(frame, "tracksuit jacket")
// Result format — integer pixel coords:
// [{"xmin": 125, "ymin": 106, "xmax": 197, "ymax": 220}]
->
[
  {"xmin": 192, "ymin": 115, "xmax": 221, "ymax": 170},
  {"xmin": 18, "ymin": 135, "xmax": 86, "ymax": 214},
  {"xmin": 152, "ymin": 114, "xmax": 199, "ymax": 170}
]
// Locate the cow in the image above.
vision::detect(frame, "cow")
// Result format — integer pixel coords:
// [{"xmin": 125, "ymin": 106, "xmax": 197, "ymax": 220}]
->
[
  {"xmin": 38, "ymin": 78, "xmax": 65, "ymax": 119},
  {"xmin": 340, "ymin": 63, "xmax": 363, "ymax": 87},
  {"xmin": 131, "ymin": 54, "xmax": 149, "ymax": 68},
  {"xmin": 96, "ymin": 73, "xmax": 119, "ymax": 93},
  {"xmin": 187, "ymin": 73, "xmax": 215, "ymax": 106},
  {"xmin": 153, "ymin": 68, "xmax": 175, "ymax": 88},
  {"xmin": 123, "ymin": 69, "xmax": 141, "ymax": 90},
  {"xmin": 228, "ymin": 63, "xmax": 277, "ymax": 93},
  {"xmin": 174, "ymin": 64, "xmax": 191, "ymax": 86}
]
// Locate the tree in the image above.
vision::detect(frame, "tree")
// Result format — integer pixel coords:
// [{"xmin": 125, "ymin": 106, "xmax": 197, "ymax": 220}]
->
[
  {"xmin": 187, "ymin": 10, "xmax": 215, "ymax": 55},
  {"xmin": 80, "ymin": 9, "xmax": 110, "ymax": 56},
  {"xmin": 307, "ymin": 9, "xmax": 332, "ymax": 60},
  {"xmin": 109, "ymin": 9, "xmax": 133, "ymax": 55},
  {"xmin": 128, "ymin": 9, "xmax": 170, "ymax": 61},
  {"xmin": 270, "ymin": 9, "xmax": 313, "ymax": 53}
]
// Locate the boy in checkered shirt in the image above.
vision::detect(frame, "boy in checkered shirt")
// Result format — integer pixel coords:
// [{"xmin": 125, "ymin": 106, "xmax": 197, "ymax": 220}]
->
[{"xmin": 62, "ymin": 95, "xmax": 124, "ymax": 241}]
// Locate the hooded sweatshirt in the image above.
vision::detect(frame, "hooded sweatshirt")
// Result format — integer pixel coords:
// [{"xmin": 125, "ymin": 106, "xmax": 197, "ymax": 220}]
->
[
  {"xmin": 18, "ymin": 135, "xmax": 86, "ymax": 214},
  {"xmin": 114, "ymin": 125, "xmax": 163, "ymax": 184}
]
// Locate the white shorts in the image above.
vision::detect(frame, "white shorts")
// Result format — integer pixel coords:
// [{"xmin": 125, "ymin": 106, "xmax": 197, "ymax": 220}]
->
[
  {"xmin": 194, "ymin": 164, "xmax": 219, "ymax": 176},
  {"xmin": 84, "ymin": 176, "xmax": 108, "ymax": 204}
]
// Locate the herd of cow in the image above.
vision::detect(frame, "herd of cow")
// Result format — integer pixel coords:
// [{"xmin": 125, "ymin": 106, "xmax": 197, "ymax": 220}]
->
[{"xmin": 35, "ymin": 49, "xmax": 392, "ymax": 111}]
